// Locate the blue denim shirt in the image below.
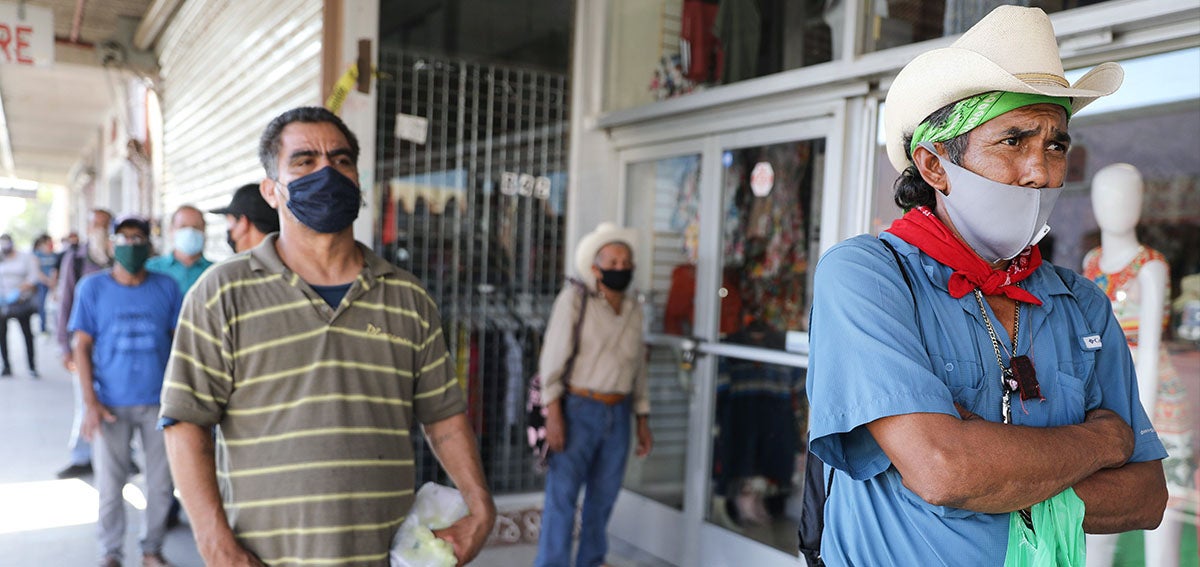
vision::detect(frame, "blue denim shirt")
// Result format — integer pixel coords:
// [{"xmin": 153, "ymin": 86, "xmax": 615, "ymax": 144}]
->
[{"xmin": 806, "ymin": 233, "xmax": 1166, "ymax": 566}]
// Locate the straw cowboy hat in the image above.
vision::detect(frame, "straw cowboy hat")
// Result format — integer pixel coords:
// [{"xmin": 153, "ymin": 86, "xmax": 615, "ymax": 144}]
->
[
  {"xmin": 574, "ymin": 222, "xmax": 638, "ymax": 289},
  {"xmin": 884, "ymin": 5, "xmax": 1123, "ymax": 173}
]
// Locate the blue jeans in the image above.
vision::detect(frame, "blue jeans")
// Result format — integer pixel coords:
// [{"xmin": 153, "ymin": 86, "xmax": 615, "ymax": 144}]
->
[
  {"xmin": 35, "ymin": 284, "xmax": 49, "ymax": 333},
  {"xmin": 535, "ymin": 395, "xmax": 632, "ymax": 567}
]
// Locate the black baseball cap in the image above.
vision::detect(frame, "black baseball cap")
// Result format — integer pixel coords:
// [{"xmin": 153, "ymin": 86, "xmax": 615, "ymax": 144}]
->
[
  {"xmin": 112, "ymin": 214, "xmax": 151, "ymax": 236},
  {"xmin": 210, "ymin": 184, "xmax": 279, "ymax": 231}
]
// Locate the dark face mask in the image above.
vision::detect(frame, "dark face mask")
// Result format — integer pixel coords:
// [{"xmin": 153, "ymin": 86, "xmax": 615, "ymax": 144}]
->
[
  {"xmin": 226, "ymin": 229, "xmax": 238, "ymax": 253},
  {"xmin": 0, "ymin": 242, "xmax": 12, "ymax": 255},
  {"xmin": 114, "ymin": 244, "xmax": 151, "ymax": 273},
  {"xmin": 281, "ymin": 167, "xmax": 361, "ymax": 234},
  {"xmin": 598, "ymin": 268, "xmax": 633, "ymax": 292}
]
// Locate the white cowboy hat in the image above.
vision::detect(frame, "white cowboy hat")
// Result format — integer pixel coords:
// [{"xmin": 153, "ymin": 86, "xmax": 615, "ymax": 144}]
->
[
  {"xmin": 884, "ymin": 5, "xmax": 1123, "ymax": 173},
  {"xmin": 574, "ymin": 222, "xmax": 638, "ymax": 289}
]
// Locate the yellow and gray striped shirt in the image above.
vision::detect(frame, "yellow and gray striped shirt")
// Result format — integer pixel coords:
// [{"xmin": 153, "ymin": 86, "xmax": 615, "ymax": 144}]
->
[{"xmin": 160, "ymin": 234, "xmax": 464, "ymax": 565}]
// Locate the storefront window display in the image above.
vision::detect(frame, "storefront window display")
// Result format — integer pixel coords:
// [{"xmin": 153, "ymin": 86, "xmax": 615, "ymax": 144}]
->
[
  {"xmin": 703, "ymin": 140, "xmax": 823, "ymax": 552},
  {"xmin": 604, "ymin": 0, "xmax": 1117, "ymax": 112},
  {"xmin": 623, "ymin": 139, "xmax": 822, "ymax": 547},
  {"xmin": 606, "ymin": 0, "xmax": 840, "ymax": 111},
  {"xmin": 654, "ymin": 142, "xmax": 823, "ymax": 341},
  {"xmin": 709, "ymin": 357, "xmax": 806, "ymax": 551},
  {"xmin": 860, "ymin": 0, "xmax": 1115, "ymax": 54},
  {"xmin": 622, "ymin": 138, "xmax": 824, "ymax": 526}
]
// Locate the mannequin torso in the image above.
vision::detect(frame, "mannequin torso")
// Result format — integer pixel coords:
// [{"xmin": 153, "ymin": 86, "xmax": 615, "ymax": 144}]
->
[
  {"xmin": 1084, "ymin": 163, "xmax": 1190, "ymax": 567},
  {"xmin": 1085, "ymin": 163, "xmax": 1170, "ymax": 414}
]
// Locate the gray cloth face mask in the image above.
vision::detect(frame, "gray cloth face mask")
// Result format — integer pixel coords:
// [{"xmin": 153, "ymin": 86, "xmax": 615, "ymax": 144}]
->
[{"xmin": 921, "ymin": 142, "xmax": 1061, "ymax": 263}]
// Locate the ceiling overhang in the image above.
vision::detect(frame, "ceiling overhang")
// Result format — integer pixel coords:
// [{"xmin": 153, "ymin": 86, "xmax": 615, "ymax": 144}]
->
[{"xmin": 0, "ymin": 0, "xmax": 169, "ymax": 187}]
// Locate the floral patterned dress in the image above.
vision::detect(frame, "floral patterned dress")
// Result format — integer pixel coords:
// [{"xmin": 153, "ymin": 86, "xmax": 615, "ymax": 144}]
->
[{"xmin": 1083, "ymin": 246, "xmax": 1196, "ymax": 511}]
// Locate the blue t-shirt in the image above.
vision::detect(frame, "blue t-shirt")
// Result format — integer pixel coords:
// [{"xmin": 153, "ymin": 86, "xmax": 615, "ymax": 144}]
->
[
  {"xmin": 68, "ymin": 271, "xmax": 182, "ymax": 407},
  {"xmin": 309, "ymin": 282, "xmax": 352, "ymax": 309},
  {"xmin": 806, "ymin": 234, "xmax": 1167, "ymax": 566},
  {"xmin": 145, "ymin": 253, "xmax": 213, "ymax": 295}
]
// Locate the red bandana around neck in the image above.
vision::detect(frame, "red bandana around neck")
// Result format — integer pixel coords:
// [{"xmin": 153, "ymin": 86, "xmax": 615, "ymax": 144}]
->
[{"xmin": 886, "ymin": 207, "xmax": 1043, "ymax": 305}]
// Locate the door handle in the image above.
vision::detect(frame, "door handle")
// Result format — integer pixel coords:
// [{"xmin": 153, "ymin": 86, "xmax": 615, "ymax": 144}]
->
[{"xmin": 677, "ymin": 337, "xmax": 699, "ymax": 395}]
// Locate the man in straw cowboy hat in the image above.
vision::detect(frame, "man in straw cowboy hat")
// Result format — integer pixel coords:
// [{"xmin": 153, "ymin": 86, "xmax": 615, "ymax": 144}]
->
[
  {"xmin": 805, "ymin": 6, "xmax": 1167, "ymax": 565},
  {"xmin": 535, "ymin": 222, "xmax": 653, "ymax": 567}
]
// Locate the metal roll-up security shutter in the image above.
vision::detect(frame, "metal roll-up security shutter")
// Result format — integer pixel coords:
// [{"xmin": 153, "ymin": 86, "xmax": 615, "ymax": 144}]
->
[{"xmin": 156, "ymin": 0, "xmax": 322, "ymax": 221}]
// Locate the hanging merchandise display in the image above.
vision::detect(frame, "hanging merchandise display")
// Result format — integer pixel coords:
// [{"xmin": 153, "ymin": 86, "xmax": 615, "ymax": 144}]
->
[{"xmin": 375, "ymin": 49, "xmax": 571, "ymax": 494}]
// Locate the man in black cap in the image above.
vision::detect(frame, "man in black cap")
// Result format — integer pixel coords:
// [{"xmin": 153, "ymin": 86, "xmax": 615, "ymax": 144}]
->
[{"xmin": 210, "ymin": 183, "xmax": 280, "ymax": 253}]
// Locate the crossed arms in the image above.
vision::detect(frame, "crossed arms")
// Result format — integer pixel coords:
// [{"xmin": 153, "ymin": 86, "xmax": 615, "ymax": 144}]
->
[{"xmin": 867, "ymin": 406, "xmax": 1166, "ymax": 533}]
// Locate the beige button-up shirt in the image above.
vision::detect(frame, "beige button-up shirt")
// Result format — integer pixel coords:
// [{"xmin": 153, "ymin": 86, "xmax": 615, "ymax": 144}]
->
[{"xmin": 538, "ymin": 284, "xmax": 650, "ymax": 415}]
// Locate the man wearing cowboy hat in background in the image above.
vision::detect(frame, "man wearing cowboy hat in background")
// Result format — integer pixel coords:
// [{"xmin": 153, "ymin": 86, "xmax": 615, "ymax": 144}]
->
[
  {"xmin": 805, "ymin": 6, "xmax": 1167, "ymax": 565},
  {"xmin": 535, "ymin": 222, "xmax": 653, "ymax": 567}
]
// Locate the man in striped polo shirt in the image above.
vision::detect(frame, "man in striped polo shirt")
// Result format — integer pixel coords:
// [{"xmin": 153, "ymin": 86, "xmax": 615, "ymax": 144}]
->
[{"xmin": 161, "ymin": 106, "xmax": 495, "ymax": 566}]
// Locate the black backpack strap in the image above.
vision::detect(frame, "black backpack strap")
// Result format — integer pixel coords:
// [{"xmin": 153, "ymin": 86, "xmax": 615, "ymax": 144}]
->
[
  {"xmin": 798, "ymin": 452, "xmax": 827, "ymax": 566},
  {"xmin": 879, "ymin": 236, "xmax": 924, "ymax": 345},
  {"xmin": 879, "ymin": 237, "xmax": 916, "ymax": 304},
  {"xmin": 559, "ymin": 279, "xmax": 589, "ymax": 389}
]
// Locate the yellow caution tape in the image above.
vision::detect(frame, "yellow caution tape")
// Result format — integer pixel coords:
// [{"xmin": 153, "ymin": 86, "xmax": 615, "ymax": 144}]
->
[{"xmin": 325, "ymin": 63, "xmax": 359, "ymax": 114}]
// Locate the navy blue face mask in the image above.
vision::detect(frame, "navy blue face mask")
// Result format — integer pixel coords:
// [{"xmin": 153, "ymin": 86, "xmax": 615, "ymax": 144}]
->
[{"xmin": 281, "ymin": 166, "xmax": 361, "ymax": 234}]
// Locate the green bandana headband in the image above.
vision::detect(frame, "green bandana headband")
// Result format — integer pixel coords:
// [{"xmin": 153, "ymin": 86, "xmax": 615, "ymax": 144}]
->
[{"xmin": 909, "ymin": 91, "xmax": 1072, "ymax": 157}]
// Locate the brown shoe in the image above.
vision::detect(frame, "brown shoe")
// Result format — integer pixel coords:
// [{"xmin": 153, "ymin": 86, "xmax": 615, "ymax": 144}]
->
[
  {"xmin": 98, "ymin": 556, "xmax": 120, "ymax": 567},
  {"xmin": 142, "ymin": 553, "xmax": 172, "ymax": 567}
]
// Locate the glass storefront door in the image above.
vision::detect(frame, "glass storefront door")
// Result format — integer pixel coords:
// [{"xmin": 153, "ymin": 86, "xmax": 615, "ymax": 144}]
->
[
  {"xmin": 613, "ymin": 119, "xmax": 834, "ymax": 566},
  {"xmin": 621, "ymin": 152, "xmax": 703, "ymax": 512},
  {"xmin": 705, "ymin": 138, "xmax": 824, "ymax": 555}
]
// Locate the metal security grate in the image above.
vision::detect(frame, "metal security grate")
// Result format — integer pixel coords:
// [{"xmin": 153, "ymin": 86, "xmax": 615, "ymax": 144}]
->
[{"xmin": 374, "ymin": 48, "xmax": 570, "ymax": 494}]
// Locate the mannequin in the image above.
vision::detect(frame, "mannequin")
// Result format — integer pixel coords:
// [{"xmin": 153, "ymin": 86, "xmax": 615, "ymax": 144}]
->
[{"xmin": 1083, "ymin": 163, "xmax": 1190, "ymax": 567}]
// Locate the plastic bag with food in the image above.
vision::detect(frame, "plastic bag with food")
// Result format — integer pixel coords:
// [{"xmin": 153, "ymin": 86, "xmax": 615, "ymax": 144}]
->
[{"xmin": 390, "ymin": 482, "xmax": 470, "ymax": 567}]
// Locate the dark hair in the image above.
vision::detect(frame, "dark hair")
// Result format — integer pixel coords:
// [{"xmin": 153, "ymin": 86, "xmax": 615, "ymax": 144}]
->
[
  {"xmin": 258, "ymin": 107, "xmax": 360, "ymax": 179},
  {"xmin": 893, "ymin": 102, "xmax": 970, "ymax": 212},
  {"xmin": 33, "ymin": 234, "xmax": 52, "ymax": 248}
]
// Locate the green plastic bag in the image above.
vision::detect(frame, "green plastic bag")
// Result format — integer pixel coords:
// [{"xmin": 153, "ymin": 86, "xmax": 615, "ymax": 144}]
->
[{"xmin": 1004, "ymin": 488, "xmax": 1086, "ymax": 567}]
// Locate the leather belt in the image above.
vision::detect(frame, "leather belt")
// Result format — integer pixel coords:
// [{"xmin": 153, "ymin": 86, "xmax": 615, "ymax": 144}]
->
[{"xmin": 569, "ymin": 386, "xmax": 628, "ymax": 405}]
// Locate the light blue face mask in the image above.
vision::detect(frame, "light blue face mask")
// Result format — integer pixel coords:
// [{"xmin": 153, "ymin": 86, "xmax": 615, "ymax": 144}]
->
[
  {"xmin": 174, "ymin": 227, "xmax": 206, "ymax": 256},
  {"xmin": 921, "ymin": 142, "xmax": 1061, "ymax": 263}
]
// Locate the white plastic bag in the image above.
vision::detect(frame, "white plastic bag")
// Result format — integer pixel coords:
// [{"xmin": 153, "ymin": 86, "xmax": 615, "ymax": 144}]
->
[{"xmin": 390, "ymin": 482, "xmax": 470, "ymax": 567}]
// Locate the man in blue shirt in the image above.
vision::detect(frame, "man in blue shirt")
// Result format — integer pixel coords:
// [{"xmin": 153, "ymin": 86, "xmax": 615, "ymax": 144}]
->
[
  {"xmin": 806, "ymin": 7, "xmax": 1167, "ymax": 566},
  {"xmin": 70, "ymin": 215, "xmax": 182, "ymax": 567},
  {"xmin": 145, "ymin": 205, "xmax": 213, "ymax": 295}
]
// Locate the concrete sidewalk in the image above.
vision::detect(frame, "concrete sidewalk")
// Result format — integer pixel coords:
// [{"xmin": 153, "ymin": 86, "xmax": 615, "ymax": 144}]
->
[
  {"xmin": 0, "ymin": 320, "xmax": 667, "ymax": 567},
  {"xmin": 0, "ymin": 329, "xmax": 204, "ymax": 566}
]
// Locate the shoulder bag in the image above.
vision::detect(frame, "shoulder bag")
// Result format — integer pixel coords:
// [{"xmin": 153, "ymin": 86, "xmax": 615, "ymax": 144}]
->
[{"xmin": 526, "ymin": 279, "xmax": 589, "ymax": 471}]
